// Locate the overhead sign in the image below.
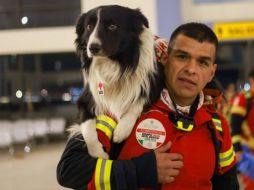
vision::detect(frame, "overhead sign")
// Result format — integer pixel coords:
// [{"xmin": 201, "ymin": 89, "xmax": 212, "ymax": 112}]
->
[
  {"xmin": 194, "ymin": 0, "xmax": 253, "ymax": 3},
  {"xmin": 214, "ymin": 21, "xmax": 254, "ymax": 41}
]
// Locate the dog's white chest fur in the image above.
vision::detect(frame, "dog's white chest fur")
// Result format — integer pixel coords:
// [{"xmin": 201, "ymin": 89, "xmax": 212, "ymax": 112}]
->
[{"xmin": 84, "ymin": 57, "xmax": 125, "ymax": 120}]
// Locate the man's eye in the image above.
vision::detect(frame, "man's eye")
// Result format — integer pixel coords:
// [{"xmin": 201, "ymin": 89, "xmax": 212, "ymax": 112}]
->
[
  {"xmin": 107, "ymin": 24, "xmax": 117, "ymax": 31},
  {"xmin": 87, "ymin": 24, "xmax": 93, "ymax": 31},
  {"xmin": 176, "ymin": 54, "xmax": 187, "ymax": 60},
  {"xmin": 199, "ymin": 60, "xmax": 209, "ymax": 66}
]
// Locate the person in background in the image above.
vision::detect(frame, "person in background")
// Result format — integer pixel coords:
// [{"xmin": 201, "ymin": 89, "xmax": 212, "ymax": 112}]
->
[
  {"xmin": 225, "ymin": 83, "xmax": 237, "ymax": 105},
  {"xmin": 57, "ymin": 23, "xmax": 239, "ymax": 190},
  {"xmin": 221, "ymin": 82, "xmax": 237, "ymax": 121},
  {"xmin": 230, "ymin": 68, "xmax": 254, "ymax": 190}
]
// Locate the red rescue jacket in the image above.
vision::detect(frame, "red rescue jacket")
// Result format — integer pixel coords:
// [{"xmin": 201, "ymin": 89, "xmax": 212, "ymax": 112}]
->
[
  {"xmin": 88, "ymin": 98, "xmax": 235, "ymax": 190},
  {"xmin": 118, "ymin": 98, "xmax": 235, "ymax": 190}
]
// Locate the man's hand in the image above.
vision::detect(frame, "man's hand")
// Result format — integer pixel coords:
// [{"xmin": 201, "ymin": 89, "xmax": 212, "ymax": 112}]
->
[
  {"xmin": 154, "ymin": 141, "xmax": 183, "ymax": 184},
  {"xmin": 235, "ymin": 151, "xmax": 243, "ymax": 162}
]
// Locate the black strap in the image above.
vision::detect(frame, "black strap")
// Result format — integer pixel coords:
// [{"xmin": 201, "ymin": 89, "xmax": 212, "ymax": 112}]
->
[
  {"xmin": 207, "ymin": 113, "xmax": 222, "ymax": 176},
  {"xmin": 246, "ymin": 95, "xmax": 252, "ymax": 118},
  {"xmin": 109, "ymin": 141, "xmax": 126, "ymax": 160},
  {"xmin": 168, "ymin": 95, "xmax": 199, "ymax": 131},
  {"xmin": 189, "ymin": 95, "xmax": 200, "ymax": 117}
]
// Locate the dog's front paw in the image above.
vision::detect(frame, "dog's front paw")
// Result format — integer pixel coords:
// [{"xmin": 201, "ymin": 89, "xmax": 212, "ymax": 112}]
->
[
  {"xmin": 80, "ymin": 120, "xmax": 109, "ymax": 159},
  {"xmin": 93, "ymin": 150, "xmax": 109, "ymax": 160},
  {"xmin": 88, "ymin": 142, "xmax": 109, "ymax": 159},
  {"xmin": 113, "ymin": 119, "xmax": 135, "ymax": 143},
  {"xmin": 113, "ymin": 127, "xmax": 128, "ymax": 143}
]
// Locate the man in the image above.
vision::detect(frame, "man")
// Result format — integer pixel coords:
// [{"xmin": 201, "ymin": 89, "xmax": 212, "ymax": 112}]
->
[
  {"xmin": 231, "ymin": 68, "xmax": 254, "ymax": 190},
  {"xmin": 57, "ymin": 23, "xmax": 239, "ymax": 190},
  {"xmin": 221, "ymin": 82, "xmax": 237, "ymax": 121}
]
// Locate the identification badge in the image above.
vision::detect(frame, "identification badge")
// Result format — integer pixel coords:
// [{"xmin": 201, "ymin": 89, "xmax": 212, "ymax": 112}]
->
[
  {"xmin": 98, "ymin": 82, "xmax": 104, "ymax": 95},
  {"xmin": 136, "ymin": 118, "xmax": 166, "ymax": 149}
]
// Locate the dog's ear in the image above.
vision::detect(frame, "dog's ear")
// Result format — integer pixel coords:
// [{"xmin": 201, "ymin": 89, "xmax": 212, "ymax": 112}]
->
[
  {"xmin": 133, "ymin": 9, "xmax": 149, "ymax": 28},
  {"xmin": 75, "ymin": 13, "xmax": 86, "ymax": 37},
  {"xmin": 75, "ymin": 13, "xmax": 86, "ymax": 54},
  {"xmin": 75, "ymin": 13, "xmax": 91, "ymax": 68}
]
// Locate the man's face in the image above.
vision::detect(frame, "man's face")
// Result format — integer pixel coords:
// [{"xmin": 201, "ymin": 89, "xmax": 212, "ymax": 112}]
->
[{"xmin": 164, "ymin": 34, "xmax": 217, "ymax": 106}]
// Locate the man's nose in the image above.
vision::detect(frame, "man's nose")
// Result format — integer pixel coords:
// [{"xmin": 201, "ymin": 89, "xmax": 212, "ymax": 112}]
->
[{"xmin": 185, "ymin": 59, "xmax": 197, "ymax": 74}]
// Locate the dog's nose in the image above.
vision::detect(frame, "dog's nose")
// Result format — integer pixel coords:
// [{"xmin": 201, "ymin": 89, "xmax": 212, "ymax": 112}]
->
[{"xmin": 89, "ymin": 43, "xmax": 101, "ymax": 55}]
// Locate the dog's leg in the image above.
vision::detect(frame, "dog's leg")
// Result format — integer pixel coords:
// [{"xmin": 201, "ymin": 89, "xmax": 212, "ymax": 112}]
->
[
  {"xmin": 81, "ymin": 119, "xmax": 109, "ymax": 159},
  {"xmin": 113, "ymin": 102, "xmax": 144, "ymax": 143}
]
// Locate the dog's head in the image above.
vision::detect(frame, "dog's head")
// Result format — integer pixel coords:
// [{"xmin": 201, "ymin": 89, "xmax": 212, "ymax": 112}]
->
[{"xmin": 75, "ymin": 5, "xmax": 149, "ymax": 70}]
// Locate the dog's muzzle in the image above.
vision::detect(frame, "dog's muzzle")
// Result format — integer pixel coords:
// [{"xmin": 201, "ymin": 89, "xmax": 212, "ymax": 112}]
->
[{"xmin": 89, "ymin": 43, "xmax": 102, "ymax": 55}]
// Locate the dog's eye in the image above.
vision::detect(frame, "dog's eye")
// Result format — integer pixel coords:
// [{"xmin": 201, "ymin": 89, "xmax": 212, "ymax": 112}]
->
[
  {"xmin": 87, "ymin": 24, "xmax": 93, "ymax": 31},
  {"xmin": 108, "ymin": 24, "xmax": 117, "ymax": 31}
]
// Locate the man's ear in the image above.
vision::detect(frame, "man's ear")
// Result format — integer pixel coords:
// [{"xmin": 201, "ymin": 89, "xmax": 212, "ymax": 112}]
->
[{"xmin": 161, "ymin": 55, "xmax": 169, "ymax": 66}]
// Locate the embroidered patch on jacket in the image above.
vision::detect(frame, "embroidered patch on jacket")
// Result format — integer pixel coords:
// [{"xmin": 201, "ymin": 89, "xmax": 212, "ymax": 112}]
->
[{"xmin": 136, "ymin": 118, "xmax": 166, "ymax": 149}]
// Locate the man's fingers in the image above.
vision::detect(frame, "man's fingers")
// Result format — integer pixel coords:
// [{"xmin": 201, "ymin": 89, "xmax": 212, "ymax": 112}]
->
[
  {"xmin": 155, "ymin": 141, "xmax": 172, "ymax": 153},
  {"xmin": 168, "ymin": 153, "xmax": 183, "ymax": 161},
  {"xmin": 155, "ymin": 142, "xmax": 184, "ymax": 185},
  {"xmin": 161, "ymin": 176, "xmax": 175, "ymax": 184},
  {"xmin": 165, "ymin": 160, "xmax": 184, "ymax": 169},
  {"xmin": 167, "ymin": 168, "xmax": 180, "ymax": 176}
]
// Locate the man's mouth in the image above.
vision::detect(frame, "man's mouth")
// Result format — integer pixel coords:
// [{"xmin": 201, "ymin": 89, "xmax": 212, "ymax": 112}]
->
[{"xmin": 178, "ymin": 77, "xmax": 197, "ymax": 86}]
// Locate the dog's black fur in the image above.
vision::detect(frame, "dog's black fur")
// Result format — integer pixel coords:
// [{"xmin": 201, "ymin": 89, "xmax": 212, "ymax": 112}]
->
[{"xmin": 73, "ymin": 5, "xmax": 164, "ymax": 158}]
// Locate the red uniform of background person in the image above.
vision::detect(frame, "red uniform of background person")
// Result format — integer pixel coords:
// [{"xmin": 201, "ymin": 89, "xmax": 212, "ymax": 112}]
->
[{"xmin": 230, "ymin": 69, "xmax": 254, "ymax": 190}]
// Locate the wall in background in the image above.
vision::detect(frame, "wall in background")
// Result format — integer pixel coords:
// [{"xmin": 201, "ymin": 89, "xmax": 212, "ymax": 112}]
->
[
  {"xmin": 0, "ymin": 27, "xmax": 76, "ymax": 55},
  {"xmin": 156, "ymin": 0, "xmax": 182, "ymax": 39},
  {"xmin": 181, "ymin": 0, "xmax": 254, "ymax": 22}
]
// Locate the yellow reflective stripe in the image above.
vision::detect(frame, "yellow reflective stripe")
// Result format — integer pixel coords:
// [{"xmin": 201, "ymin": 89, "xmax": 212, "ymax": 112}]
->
[
  {"xmin": 231, "ymin": 106, "xmax": 246, "ymax": 116},
  {"xmin": 212, "ymin": 118, "xmax": 222, "ymax": 132},
  {"xmin": 176, "ymin": 120, "xmax": 194, "ymax": 131},
  {"xmin": 244, "ymin": 91, "xmax": 252, "ymax": 99},
  {"xmin": 97, "ymin": 115, "xmax": 117, "ymax": 129},
  {"xmin": 96, "ymin": 115, "xmax": 117, "ymax": 140},
  {"xmin": 232, "ymin": 135, "xmax": 241, "ymax": 144},
  {"xmin": 220, "ymin": 146, "xmax": 233, "ymax": 158},
  {"xmin": 96, "ymin": 123, "xmax": 113, "ymax": 140},
  {"xmin": 104, "ymin": 160, "xmax": 113, "ymax": 190},
  {"xmin": 95, "ymin": 158, "xmax": 112, "ymax": 190},
  {"xmin": 95, "ymin": 158, "xmax": 102, "ymax": 190},
  {"xmin": 177, "ymin": 120, "xmax": 183, "ymax": 128},
  {"xmin": 219, "ymin": 146, "xmax": 235, "ymax": 167}
]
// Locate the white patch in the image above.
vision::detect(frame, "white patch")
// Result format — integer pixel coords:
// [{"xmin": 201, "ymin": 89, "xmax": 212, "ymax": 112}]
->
[
  {"xmin": 87, "ymin": 9, "xmax": 102, "ymax": 58},
  {"xmin": 113, "ymin": 100, "xmax": 145, "ymax": 143},
  {"xmin": 81, "ymin": 119, "xmax": 109, "ymax": 159},
  {"xmin": 67, "ymin": 124, "xmax": 82, "ymax": 139},
  {"xmin": 136, "ymin": 118, "xmax": 166, "ymax": 149}
]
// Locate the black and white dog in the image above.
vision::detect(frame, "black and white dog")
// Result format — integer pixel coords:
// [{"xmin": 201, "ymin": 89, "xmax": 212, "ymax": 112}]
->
[{"xmin": 72, "ymin": 5, "xmax": 164, "ymax": 159}]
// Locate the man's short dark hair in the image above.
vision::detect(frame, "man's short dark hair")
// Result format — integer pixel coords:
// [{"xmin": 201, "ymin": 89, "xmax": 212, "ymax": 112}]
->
[{"xmin": 168, "ymin": 22, "xmax": 218, "ymax": 54}]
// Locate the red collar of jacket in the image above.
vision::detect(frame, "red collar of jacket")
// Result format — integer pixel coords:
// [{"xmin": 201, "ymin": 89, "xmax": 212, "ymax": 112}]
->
[{"xmin": 151, "ymin": 98, "xmax": 213, "ymax": 128}]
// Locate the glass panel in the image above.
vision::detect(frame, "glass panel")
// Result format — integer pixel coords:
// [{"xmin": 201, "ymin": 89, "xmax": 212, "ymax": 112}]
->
[
  {"xmin": 23, "ymin": 55, "xmax": 35, "ymax": 72},
  {"xmin": 0, "ymin": 0, "xmax": 81, "ymax": 29},
  {"xmin": 40, "ymin": 53, "xmax": 80, "ymax": 72}
]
